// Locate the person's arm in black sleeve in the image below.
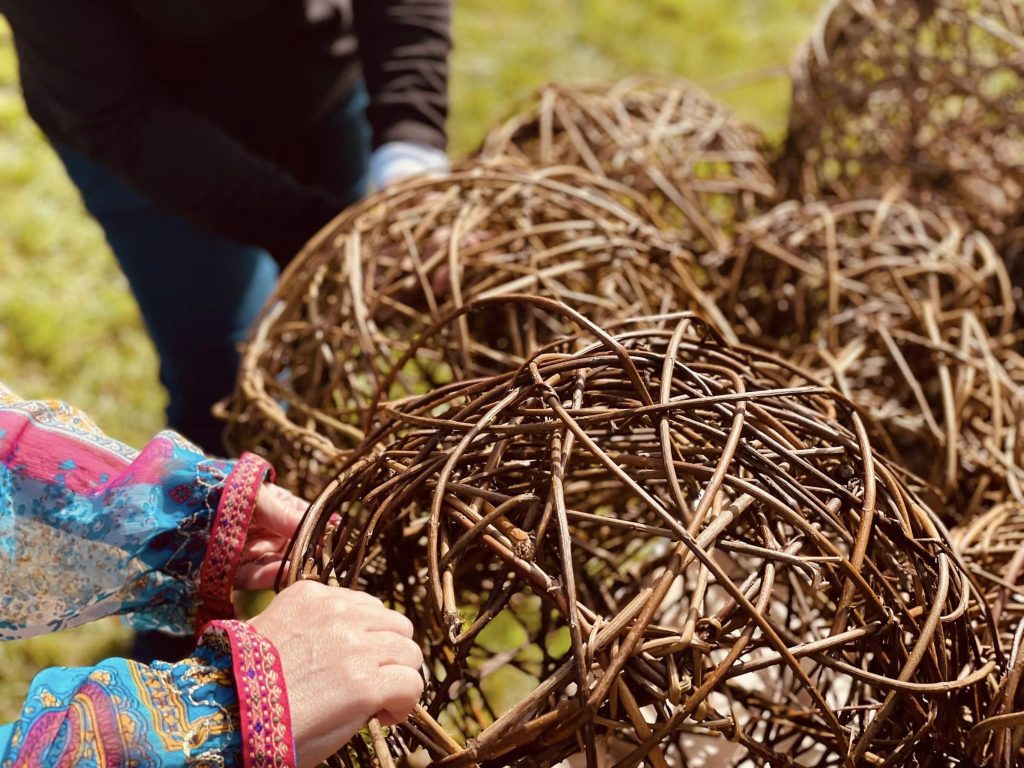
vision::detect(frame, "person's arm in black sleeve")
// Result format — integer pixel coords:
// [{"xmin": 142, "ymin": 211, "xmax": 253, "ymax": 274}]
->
[
  {"xmin": 353, "ymin": 0, "xmax": 452, "ymax": 152},
  {"xmin": 4, "ymin": 0, "xmax": 340, "ymax": 265}
]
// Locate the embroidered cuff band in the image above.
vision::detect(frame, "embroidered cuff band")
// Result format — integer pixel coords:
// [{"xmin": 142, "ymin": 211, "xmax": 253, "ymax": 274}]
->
[
  {"xmin": 199, "ymin": 619, "xmax": 297, "ymax": 768},
  {"xmin": 197, "ymin": 452, "xmax": 274, "ymax": 630}
]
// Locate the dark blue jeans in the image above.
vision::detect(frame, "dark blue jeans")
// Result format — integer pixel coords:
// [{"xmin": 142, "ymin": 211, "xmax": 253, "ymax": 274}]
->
[{"xmin": 56, "ymin": 85, "xmax": 371, "ymax": 456}]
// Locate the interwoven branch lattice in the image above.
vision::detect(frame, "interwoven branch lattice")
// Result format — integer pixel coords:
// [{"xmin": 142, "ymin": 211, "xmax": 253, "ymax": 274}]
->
[
  {"xmin": 480, "ymin": 77, "xmax": 779, "ymax": 250},
  {"xmin": 778, "ymin": 0, "xmax": 1024, "ymax": 247},
  {"xmin": 701, "ymin": 196, "xmax": 1024, "ymax": 522},
  {"xmin": 285, "ymin": 300, "xmax": 993, "ymax": 768},
  {"xmin": 220, "ymin": 168, "xmax": 721, "ymax": 497}
]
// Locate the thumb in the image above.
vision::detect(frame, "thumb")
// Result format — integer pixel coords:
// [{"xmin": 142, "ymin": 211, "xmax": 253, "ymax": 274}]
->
[{"xmin": 375, "ymin": 711, "xmax": 400, "ymax": 727}]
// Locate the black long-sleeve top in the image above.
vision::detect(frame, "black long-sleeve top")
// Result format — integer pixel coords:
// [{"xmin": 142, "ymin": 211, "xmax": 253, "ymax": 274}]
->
[{"xmin": 0, "ymin": 0, "xmax": 451, "ymax": 262}]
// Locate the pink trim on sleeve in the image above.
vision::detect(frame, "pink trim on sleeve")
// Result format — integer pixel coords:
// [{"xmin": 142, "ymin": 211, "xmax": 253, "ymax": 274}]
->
[
  {"xmin": 199, "ymin": 619, "xmax": 297, "ymax": 768},
  {"xmin": 197, "ymin": 452, "xmax": 274, "ymax": 630}
]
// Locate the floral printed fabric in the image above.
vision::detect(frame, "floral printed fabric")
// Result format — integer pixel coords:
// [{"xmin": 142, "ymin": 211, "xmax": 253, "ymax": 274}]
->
[
  {"xmin": 0, "ymin": 383, "xmax": 232, "ymax": 638},
  {"xmin": 0, "ymin": 383, "xmax": 263, "ymax": 765},
  {"xmin": 0, "ymin": 644, "xmax": 241, "ymax": 766}
]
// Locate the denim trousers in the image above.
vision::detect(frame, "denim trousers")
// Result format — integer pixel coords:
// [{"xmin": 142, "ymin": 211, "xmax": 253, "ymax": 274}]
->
[{"xmin": 56, "ymin": 84, "xmax": 371, "ymax": 456}]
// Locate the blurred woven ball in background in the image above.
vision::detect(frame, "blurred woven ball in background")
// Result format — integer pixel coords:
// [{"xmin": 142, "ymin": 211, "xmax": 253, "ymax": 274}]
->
[
  {"xmin": 778, "ymin": 0, "xmax": 1024, "ymax": 270},
  {"xmin": 219, "ymin": 168, "xmax": 724, "ymax": 496},
  {"xmin": 702, "ymin": 196, "xmax": 1024, "ymax": 522},
  {"xmin": 286, "ymin": 303, "xmax": 993, "ymax": 768},
  {"xmin": 479, "ymin": 77, "xmax": 779, "ymax": 250}
]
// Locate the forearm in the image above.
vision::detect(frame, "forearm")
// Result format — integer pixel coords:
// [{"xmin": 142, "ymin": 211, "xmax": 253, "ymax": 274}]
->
[
  {"xmin": 354, "ymin": 0, "xmax": 452, "ymax": 151},
  {"xmin": 0, "ymin": 384, "xmax": 271, "ymax": 638},
  {"xmin": 0, "ymin": 645, "xmax": 239, "ymax": 765}
]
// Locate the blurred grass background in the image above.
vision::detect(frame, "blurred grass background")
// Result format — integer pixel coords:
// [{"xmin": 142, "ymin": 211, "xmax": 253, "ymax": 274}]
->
[{"xmin": 0, "ymin": 0, "xmax": 818, "ymax": 722}]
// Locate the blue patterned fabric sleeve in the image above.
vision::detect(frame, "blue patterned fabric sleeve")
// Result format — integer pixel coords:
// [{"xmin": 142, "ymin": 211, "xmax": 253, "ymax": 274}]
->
[
  {"xmin": 0, "ymin": 638, "xmax": 242, "ymax": 765},
  {"xmin": 0, "ymin": 383, "xmax": 236, "ymax": 639},
  {"xmin": 0, "ymin": 382, "xmax": 270, "ymax": 764}
]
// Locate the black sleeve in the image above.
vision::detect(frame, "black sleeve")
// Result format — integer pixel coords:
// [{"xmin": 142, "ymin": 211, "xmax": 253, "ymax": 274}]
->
[
  {"xmin": 352, "ymin": 0, "xmax": 452, "ymax": 151},
  {"xmin": 4, "ymin": 0, "xmax": 342, "ymax": 265}
]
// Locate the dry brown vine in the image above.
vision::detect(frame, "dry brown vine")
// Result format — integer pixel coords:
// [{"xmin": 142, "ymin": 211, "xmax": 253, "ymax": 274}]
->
[
  {"xmin": 701, "ymin": 196, "xmax": 1024, "ymax": 523},
  {"xmin": 479, "ymin": 77, "xmax": 779, "ymax": 250},
  {"xmin": 218, "ymin": 167, "xmax": 722, "ymax": 497},
  {"xmin": 953, "ymin": 503, "xmax": 1024, "ymax": 767},
  {"xmin": 285, "ymin": 298, "xmax": 994, "ymax": 768},
  {"xmin": 778, "ymin": 0, "xmax": 1024, "ymax": 251}
]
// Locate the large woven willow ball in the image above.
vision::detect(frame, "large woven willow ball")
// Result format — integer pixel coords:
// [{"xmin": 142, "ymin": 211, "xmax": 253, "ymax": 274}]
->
[
  {"xmin": 287, "ymin": 304, "xmax": 992, "ymax": 768},
  {"xmin": 953, "ymin": 503, "xmax": 1024, "ymax": 767},
  {"xmin": 703, "ymin": 197, "xmax": 1024, "ymax": 522},
  {"xmin": 220, "ymin": 168, "xmax": 718, "ymax": 497},
  {"xmin": 778, "ymin": 0, "xmax": 1024, "ymax": 243},
  {"xmin": 954, "ymin": 501, "xmax": 1024, "ymax": 650},
  {"xmin": 479, "ymin": 78, "xmax": 779, "ymax": 250}
]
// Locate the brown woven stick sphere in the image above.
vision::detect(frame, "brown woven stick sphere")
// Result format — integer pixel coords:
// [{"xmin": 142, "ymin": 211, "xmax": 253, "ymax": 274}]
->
[
  {"xmin": 778, "ymin": 0, "xmax": 1024, "ymax": 244},
  {"xmin": 953, "ymin": 503, "xmax": 1024, "ymax": 767},
  {"xmin": 702, "ymin": 196, "xmax": 1024, "ymax": 522},
  {"xmin": 479, "ymin": 78, "xmax": 779, "ymax": 250},
  {"xmin": 955, "ymin": 501, "xmax": 1024, "ymax": 646},
  {"xmin": 286, "ymin": 300, "xmax": 993, "ymax": 768},
  {"xmin": 220, "ymin": 168, "xmax": 721, "ymax": 497}
]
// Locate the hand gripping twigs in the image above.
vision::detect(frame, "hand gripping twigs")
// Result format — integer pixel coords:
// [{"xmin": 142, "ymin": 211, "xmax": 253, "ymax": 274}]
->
[
  {"xmin": 478, "ymin": 77, "xmax": 779, "ymax": 250},
  {"xmin": 283, "ymin": 299, "xmax": 995, "ymax": 768},
  {"xmin": 776, "ymin": 0, "xmax": 1024, "ymax": 262},
  {"xmin": 217, "ymin": 167, "xmax": 725, "ymax": 498},
  {"xmin": 701, "ymin": 196, "xmax": 1024, "ymax": 524}
]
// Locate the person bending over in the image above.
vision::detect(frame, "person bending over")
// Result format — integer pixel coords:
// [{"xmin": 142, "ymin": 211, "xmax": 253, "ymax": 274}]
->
[{"xmin": 0, "ymin": 0, "xmax": 451, "ymax": 453}]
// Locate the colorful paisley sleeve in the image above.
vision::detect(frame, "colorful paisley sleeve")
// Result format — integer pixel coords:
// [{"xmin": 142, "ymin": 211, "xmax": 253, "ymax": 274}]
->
[
  {"xmin": 0, "ymin": 384, "xmax": 297, "ymax": 766},
  {"xmin": 0, "ymin": 382, "xmax": 270, "ymax": 637},
  {"xmin": 198, "ymin": 621, "xmax": 298, "ymax": 768},
  {"xmin": 0, "ymin": 637, "xmax": 243, "ymax": 765}
]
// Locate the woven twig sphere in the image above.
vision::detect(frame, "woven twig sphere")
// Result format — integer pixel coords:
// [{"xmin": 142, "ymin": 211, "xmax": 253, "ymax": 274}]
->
[
  {"xmin": 702, "ymin": 197, "xmax": 1024, "ymax": 522},
  {"xmin": 220, "ymin": 168, "xmax": 722, "ymax": 497},
  {"xmin": 954, "ymin": 501, "xmax": 1024, "ymax": 648},
  {"xmin": 778, "ymin": 0, "xmax": 1024, "ymax": 242},
  {"xmin": 953, "ymin": 503, "xmax": 1024, "ymax": 767},
  {"xmin": 286, "ymin": 301, "xmax": 992, "ymax": 768},
  {"xmin": 479, "ymin": 78, "xmax": 779, "ymax": 250}
]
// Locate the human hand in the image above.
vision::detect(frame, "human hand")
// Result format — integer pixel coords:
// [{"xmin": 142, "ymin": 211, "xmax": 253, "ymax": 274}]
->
[
  {"xmin": 249, "ymin": 581, "xmax": 424, "ymax": 767},
  {"xmin": 369, "ymin": 141, "xmax": 449, "ymax": 189},
  {"xmin": 235, "ymin": 484, "xmax": 308, "ymax": 590}
]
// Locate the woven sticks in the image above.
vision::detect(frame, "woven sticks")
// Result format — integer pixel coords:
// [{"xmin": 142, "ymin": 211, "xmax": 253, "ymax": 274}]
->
[
  {"xmin": 221, "ymin": 16, "xmax": 1024, "ymax": 761},
  {"xmin": 219, "ymin": 168, "xmax": 721, "ymax": 497},
  {"xmin": 954, "ymin": 503, "xmax": 1024, "ymax": 767},
  {"xmin": 480, "ymin": 78, "xmax": 779, "ymax": 250},
  {"xmin": 702, "ymin": 196, "xmax": 1024, "ymax": 522},
  {"xmin": 778, "ymin": 0, "xmax": 1024, "ymax": 245},
  {"xmin": 285, "ymin": 301, "xmax": 993, "ymax": 768}
]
